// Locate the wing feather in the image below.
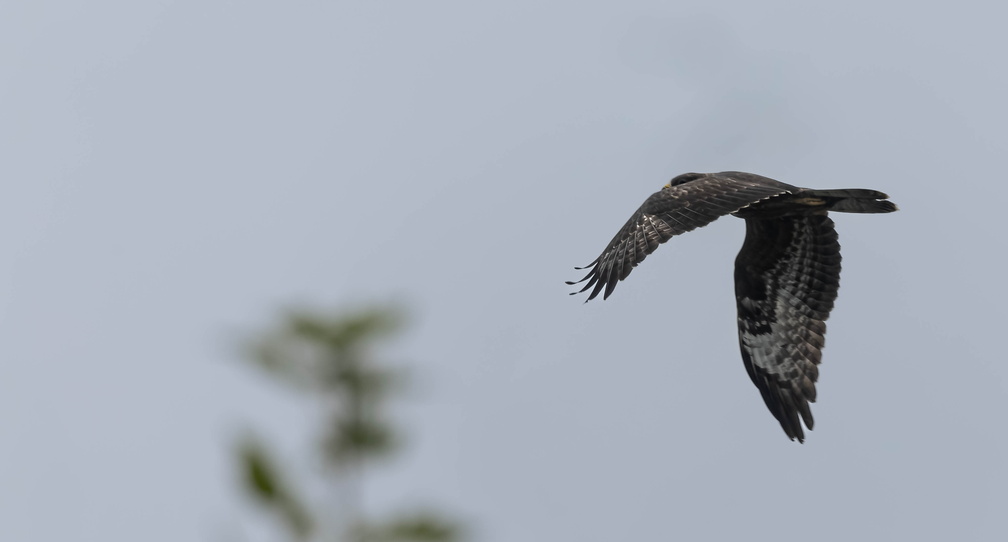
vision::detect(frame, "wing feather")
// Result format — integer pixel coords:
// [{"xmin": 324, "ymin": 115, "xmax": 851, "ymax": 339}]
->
[
  {"xmin": 567, "ymin": 172, "xmax": 796, "ymax": 301},
  {"xmin": 733, "ymin": 214, "xmax": 842, "ymax": 442}
]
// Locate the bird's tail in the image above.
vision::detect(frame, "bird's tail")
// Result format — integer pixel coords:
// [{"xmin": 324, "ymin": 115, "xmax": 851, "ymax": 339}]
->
[{"xmin": 806, "ymin": 189, "xmax": 899, "ymax": 214}]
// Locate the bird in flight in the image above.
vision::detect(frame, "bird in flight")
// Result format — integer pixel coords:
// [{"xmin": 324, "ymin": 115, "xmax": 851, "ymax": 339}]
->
[{"xmin": 567, "ymin": 171, "xmax": 897, "ymax": 442}]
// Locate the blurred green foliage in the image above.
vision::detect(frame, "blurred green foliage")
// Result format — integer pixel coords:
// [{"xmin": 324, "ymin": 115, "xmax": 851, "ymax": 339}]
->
[
  {"xmin": 236, "ymin": 305, "xmax": 463, "ymax": 542},
  {"xmin": 353, "ymin": 514, "xmax": 462, "ymax": 542},
  {"xmin": 238, "ymin": 439, "xmax": 314, "ymax": 539}
]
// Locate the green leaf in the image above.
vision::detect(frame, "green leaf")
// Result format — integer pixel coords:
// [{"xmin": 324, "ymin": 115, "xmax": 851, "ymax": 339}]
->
[
  {"xmin": 240, "ymin": 440, "xmax": 281, "ymax": 501},
  {"xmin": 356, "ymin": 513, "xmax": 463, "ymax": 541},
  {"xmin": 236, "ymin": 439, "xmax": 314, "ymax": 539},
  {"xmin": 324, "ymin": 418, "xmax": 397, "ymax": 463}
]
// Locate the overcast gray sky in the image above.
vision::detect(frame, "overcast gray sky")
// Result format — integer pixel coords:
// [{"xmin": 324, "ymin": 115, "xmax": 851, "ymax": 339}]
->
[{"xmin": 3, "ymin": 1, "xmax": 1007, "ymax": 541}]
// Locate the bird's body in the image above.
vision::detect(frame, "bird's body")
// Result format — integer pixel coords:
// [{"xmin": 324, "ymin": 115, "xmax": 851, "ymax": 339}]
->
[{"xmin": 568, "ymin": 171, "xmax": 897, "ymax": 442}]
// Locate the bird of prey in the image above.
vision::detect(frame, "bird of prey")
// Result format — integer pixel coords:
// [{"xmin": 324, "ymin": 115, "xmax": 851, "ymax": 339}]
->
[{"xmin": 567, "ymin": 171, "xmax": 897, "ymax": 442}]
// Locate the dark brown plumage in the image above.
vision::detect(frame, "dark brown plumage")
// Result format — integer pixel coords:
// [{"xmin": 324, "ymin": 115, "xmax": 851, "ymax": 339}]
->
[{"xmin": 568, "ymin": 171, "xmax": 897, "ymax": 442}]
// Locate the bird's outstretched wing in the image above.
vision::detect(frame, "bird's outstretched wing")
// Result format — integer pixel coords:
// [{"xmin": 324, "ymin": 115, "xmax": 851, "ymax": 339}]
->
[
  {"xmin": 733, "ymin": 214, "xmax": 841, "ymax": 442},
  {"xmin": 567, "ymin": 172, "xmax": 796, "ymax": 301}
]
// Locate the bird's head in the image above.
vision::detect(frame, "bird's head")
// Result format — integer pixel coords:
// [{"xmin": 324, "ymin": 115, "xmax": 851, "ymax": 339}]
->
[{"xmin": 664, "ymin": 172, "xmax": 706, "ymax": 189}]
